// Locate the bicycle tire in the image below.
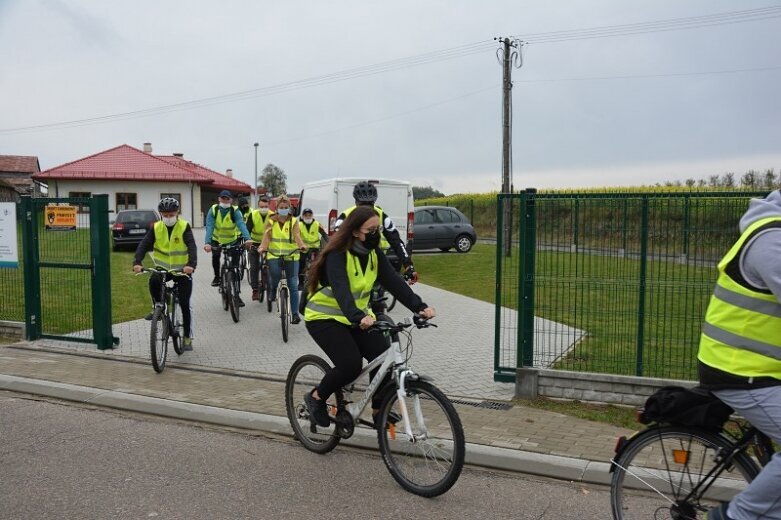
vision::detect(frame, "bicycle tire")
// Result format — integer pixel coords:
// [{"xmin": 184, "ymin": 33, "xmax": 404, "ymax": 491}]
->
[
  {"xmin": 221, "ymin": 267, "xmax": 230, "ymax": 311},
  {"xmin": 230, "ymin": 272, "xmax": 241, "ymax": 323},
  {"xmin": 225, "ymin": 270, "xmax": 238, "ymax": 322},
  {"xmin": 263, "ymin": 268, "xmax": 273, "ymax": 312},
  {"xmin": 285, "ymin": 355, "xmax": 341, "ymax": 454},
  {"xmin": 610, "ymin": 425, "xmax": 758, "ymax": 520},
  {"xmin": 376, "ymin": 380, "xmax": 465, "ymax": 497},
  {"xmin": 149, "ymin": 306, "xmax": 168, "ymax": 373},
  {"xmin": 280, "ymin": 286, "xmax": 289, "ymax": 343},
  {"xmin": 171, "ymin": 294, "xmax": 183, "ymax": 355}
]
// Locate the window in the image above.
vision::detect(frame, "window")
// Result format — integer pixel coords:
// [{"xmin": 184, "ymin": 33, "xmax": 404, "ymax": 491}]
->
[
  {"xmin": 116, "ymin": 193, "xmax": 137, "ymax": 212},
  {"xmin": 69, "ymin": 191, "xmax": 91, "ymax": 213},
  {"xmin": 435, "ymin": 209, "xmax": 458, "ymax": 223},
  {"xmin": 414, "ymin": 209, "xmax": 435, "ymax": 225},
  {"xmin": 160, "ymin": 193, "xmax": 181, "ymax": 204}
]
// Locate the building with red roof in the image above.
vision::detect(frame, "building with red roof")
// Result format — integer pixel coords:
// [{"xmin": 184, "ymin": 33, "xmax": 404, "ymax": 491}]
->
[
  {"xmin": 0, "ymin": 155, "xmax": 44, "ymax": 201},
  {"xmin": 33, "ymin": 143, "xmax": 252, "ymax": 227}
]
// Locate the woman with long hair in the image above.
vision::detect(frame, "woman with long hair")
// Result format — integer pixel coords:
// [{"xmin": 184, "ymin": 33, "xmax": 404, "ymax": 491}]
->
[{"xmin": 303, "ymin": 205, "xmax": 435, "ymax": 427}]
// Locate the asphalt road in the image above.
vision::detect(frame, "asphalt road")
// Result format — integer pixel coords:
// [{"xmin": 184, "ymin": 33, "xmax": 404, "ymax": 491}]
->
[{"xmin": 0, "ymin": 391, "xmax": 613, "ymax": 519}]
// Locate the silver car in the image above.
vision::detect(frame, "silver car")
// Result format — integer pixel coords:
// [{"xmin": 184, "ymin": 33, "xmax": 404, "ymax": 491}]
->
[{"xmin": 413, "ymin": 206, "xmax": 477, "ymax": 253}]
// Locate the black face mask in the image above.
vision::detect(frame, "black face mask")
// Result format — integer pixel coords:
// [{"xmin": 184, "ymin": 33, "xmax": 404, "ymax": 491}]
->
[{"xmin": 362, "ymin": 229, "xmax": 380, "ymax": 250}]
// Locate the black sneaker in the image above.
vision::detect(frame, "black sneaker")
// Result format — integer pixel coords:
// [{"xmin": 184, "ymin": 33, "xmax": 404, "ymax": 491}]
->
[
  {"xmin": 144, "ymin": 311, "xmax": 153, "ymax": 321},
  {"xmin": 238, "ymin": 297, "xmax": 245, "ymax": 307},
  {"xmin": 305, "ymin": 390, "xmax": 330, "ymax": 427},
  {"xmin": 211, "ymin": 276, "xmax": 221, "ymax": 287},
  {"xmin": 373, "ymin": 410, "xmax": 402, "ymax": 430},
  {"xmin": 291, "ymin": 314, "xmax": 301, "ymax": 324}
]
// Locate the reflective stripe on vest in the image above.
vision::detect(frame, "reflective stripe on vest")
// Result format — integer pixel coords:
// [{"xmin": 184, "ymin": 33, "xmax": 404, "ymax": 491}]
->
[
  {"xmin": 212, "ymin": 205, "xmax": 240, "ymax": 245},
  {"xmin": 152, "ymin": 219, "xmax": 189, "ymax": 270},
  {"xmin": 343, "ymin": 204, "xmax": 390, "ymax": 249},
  {"xmin": 300, "ymin": 220, "xmax": 321, "ymax": 249},
  {"xmin": 268, "ymin": 216, "xmax": 300, "ymax": 260},
  {"xmin": 249, "ymin": 210, "xmax": 274, "ymax": 242},
  {"xmin": 304, "ymin": 250, "xmax": 377, "ymax": 325},
  {"xmin": 698, "ymin": 216, "xmax": 781, "ymax": 378}
]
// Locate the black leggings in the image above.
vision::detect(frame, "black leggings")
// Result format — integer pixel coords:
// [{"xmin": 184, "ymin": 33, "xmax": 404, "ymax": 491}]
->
[
  {"xmin": 149, "ymin": 275, "xmax": 193, "ymax": 338},
  {"xmin": 306, "ymin": 319, "xmax": 390, "ymax": 409}
]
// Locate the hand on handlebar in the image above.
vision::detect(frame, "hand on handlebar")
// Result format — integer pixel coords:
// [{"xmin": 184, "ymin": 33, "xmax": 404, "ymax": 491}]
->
[
  {"xmin": 204, "ymin": 244, "xmax": 212, "ymax": 253},
  {"xmin": 404, "ymin": 265, "xmax": 419, "ymax": 285},
  {"xmin": 419, "ymin": 306, "xmax": 436, "ymax": 320},
  {"xmin": 243, "ymin": 240, "xmax": 254, "ymax": 250},
  {"xmin": 359, "ymin": 314, "xmax": 375, "ymax": 330},
  {"xmin": 132, "ymin": 264, "xmax": 142, "ymax": 274},
  {"xmin": 183, "ymin": 266, "xmax": 195, "ymax": 275}
]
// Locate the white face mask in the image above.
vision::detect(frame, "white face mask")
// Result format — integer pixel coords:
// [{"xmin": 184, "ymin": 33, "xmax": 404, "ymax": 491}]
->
[
  {"xmin": 277, "ymin": 208, "xmax": 290, "ymax": 217},
  {"xmin": 259, "ymin": 207, "xmax": 269, "ymax": 214},
  {"xmin": 303, "ymin": 218, "xmax": 313, "ymax": 224},
  {"xmin": 219, "ymin": 202, "xmax": 231, "ymax": 209},
  {"xmin": 162, "ymin": 216, "xmax": 177, "ymax": 226}
]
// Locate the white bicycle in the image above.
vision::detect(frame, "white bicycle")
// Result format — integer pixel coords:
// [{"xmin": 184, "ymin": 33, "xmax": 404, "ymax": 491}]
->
[{"xmin": 285, "ymin": 315, "xmax": 465, "ymax": 497}]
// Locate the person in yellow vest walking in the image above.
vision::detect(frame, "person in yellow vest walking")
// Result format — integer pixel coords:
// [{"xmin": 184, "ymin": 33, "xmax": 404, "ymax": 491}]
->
[
  {"xmin": 297, "ymin": 207, "xmax": 328, "ymax": 288},
  {"xmin": 246, "ymin": 195, "xmax": 275, "ymax": 300},
  {"xmin": 697, "ymin": 191, "xmax": 781, "ymax": 520},
  {"xmin": 301, "ymin": 205, "xmax": 435, "ymax": 428},
  {"xmin": 258, "ymin": 195, "xmax": 307, "ymax": 323},
  {"xmin": 204, "ymin": 190, "xmax": 251, "ymax": 296},
  {"xmin": 132, "ymin": 198, "xmax": 197, "ymax": 350}
]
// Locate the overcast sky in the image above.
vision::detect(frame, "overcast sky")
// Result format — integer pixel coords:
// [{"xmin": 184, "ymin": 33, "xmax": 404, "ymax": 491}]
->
[{"xmin": 1, "ymin": 0, "xmax": 780, "ymax": 195}]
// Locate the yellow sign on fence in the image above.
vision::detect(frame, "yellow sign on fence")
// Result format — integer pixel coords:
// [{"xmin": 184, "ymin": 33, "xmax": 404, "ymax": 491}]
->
[{"xmin": 45, "ymin": 204, "xmax": 77, "ymax": 231}]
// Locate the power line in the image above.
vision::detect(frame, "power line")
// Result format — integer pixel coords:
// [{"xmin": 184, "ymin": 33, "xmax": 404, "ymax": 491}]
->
[{"xmin": 515, "ymin": 65, "xmax": 781, "ymax": 83}]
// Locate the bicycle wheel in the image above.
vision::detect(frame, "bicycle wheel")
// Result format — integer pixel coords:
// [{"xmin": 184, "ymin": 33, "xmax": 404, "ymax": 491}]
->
[
  {"xmin": 263, "ymin": 268, "xmax": 273, "ymax": 312},
  {"xmin": 285, "ymin": 355, "xmax": 341, "ymax": 454},
  {"xmin": 230, "ymin": 271, "xmax": 241, "ymax": 323},
  {"xmin": 171, "ymin": 294, "xmax": 183, "ymax": 355},
  {"xmin": 149, "ymin": 306, "xmax": 168, "ymax": 373},
  {"xmin": 386, "ymin": 294, "xmax": 397, "ymax": 312},
  {"xmin": 610, "ymin": 426, "xmax": 758, "ymax": 520},
  {"xmin": 376, "ymin": 380, "xmax": 465, "ymax": 497},
  {"xmin": 280, "ymin": 286, "xmax": 289, "ymax": 343},
  {"xmin": 221, "ymin": 268, "xmax": 230, "ymax": 311}
]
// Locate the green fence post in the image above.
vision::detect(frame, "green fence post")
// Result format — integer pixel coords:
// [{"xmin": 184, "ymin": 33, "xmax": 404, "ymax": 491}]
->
[
  {"xmin": 21, "ymin": 197, "xmax": 41, "ymax": 340},
  {"xmin": 573, "ymin": 198, "xmax": 579, "ymax": 251},
  {"xmin": 622, "ymin": 198, "xmax": 628, "ymax": 254},
  {"xmin": 682, "ymin": 195, "xmax": 690, "ymax": 258},
  {"xmin": 493, "ymin": 194, "xmax": 506, "ymax": 380},
  {"xmin": 517, "ymin": 188, "xmax": 537, "ymax": 367},
  {"xmin": 636, "ymin": 196, "xmax": 649, "ymax": 376},
  {"xmin": 90, "ymin": 194, "xmax": 116, "ymax": 349}
]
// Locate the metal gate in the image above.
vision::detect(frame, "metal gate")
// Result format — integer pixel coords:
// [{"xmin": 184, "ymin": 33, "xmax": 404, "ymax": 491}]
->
[{"xmin": 20, "ymin": 194, "xmax": 116, "ymax": 349}]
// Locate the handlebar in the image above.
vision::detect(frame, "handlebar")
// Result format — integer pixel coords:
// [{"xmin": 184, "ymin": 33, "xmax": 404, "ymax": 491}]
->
[
  {"xmin": 136, "ymin": 266, "xmax": 192, "ymax": 279},
  {"xmin": 212, "ymin": 244, "xmax": 246, "ymax": 252},
  {"xmin": 371, "ymin": 315, "xmax": 436, "ymax": 333}
]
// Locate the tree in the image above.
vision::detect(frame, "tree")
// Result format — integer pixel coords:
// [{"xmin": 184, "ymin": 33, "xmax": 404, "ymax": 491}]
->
[
  {"xmin": 412, "ymin": 185, "xmax": 445, "ymax": 199},
  {"xmin": 763, "ymin": 168, "xmax": 776, "ymax": 189},
  {"xmin": 685, "ymin": 178, "xmax": 696, "ymax": 188},
  {"xmin": 260, "ymin": 163, "xmax": 287, "ymax": 196},
  {"xmin": 740, "ymin": 170, "xmax": 757, "ymax": 189},
  {"xmin": 708, "ymin": 175, "xmax": 721, "ymax": 188},
  {"xmin": 722, "ymin": 172, "xmax": 735, "ymax": 188}
]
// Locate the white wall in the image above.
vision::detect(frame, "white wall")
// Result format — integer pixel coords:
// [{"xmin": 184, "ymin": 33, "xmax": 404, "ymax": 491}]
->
[{"xmin": 50, "ymin": 180, "xmax": 204, "ymax": 227}]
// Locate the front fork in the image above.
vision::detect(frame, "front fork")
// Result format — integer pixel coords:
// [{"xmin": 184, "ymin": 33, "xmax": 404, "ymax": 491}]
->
[{"xmin": 395, "ymin": 369, "xmax": 427, "ymax": 442}]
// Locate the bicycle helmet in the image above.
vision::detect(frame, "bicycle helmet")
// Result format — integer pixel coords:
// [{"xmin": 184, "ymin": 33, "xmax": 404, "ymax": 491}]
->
[
  {"xmin": 158, "ymin": 197, "xmax": 180, "ymax": 212},
  {"xmin": 353, "ymin": 181, "xmax": 378, "ymax": 203},
  {"xmin": 302, "ymin": 207, "xmax": 313, "ymax": 215},
  {"xmin": 238, "ymin": 196, "xmax": 249, "ymax": 206}
]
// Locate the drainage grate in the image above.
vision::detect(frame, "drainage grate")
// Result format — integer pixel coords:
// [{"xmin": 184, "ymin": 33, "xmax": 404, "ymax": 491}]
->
[{"xmin": 443, "ymin": 397, "xmax": 513, "ymax": 411}]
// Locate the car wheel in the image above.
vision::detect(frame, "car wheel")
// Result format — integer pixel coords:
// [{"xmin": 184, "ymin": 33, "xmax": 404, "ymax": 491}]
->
[{"xmin": 455, "ymin": 234, "xmax": 473, "ymax": 253}]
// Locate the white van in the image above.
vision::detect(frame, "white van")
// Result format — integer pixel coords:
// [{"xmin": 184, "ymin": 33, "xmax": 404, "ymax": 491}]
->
[{"xmin": 298, "ymin": 178, "xmax": 415, "ymax": 250}]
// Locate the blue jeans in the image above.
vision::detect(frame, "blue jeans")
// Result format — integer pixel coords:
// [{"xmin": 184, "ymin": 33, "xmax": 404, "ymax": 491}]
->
[{"xmin": 268, "ymin": 257, "xmax": 300, "ymax": 316}]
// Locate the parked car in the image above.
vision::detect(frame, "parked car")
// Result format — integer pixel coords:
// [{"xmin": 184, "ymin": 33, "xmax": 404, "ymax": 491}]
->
[
  {"xmin": 413, "ymin": 206, "xmax": 477, "ymax": 253},
  {"xmin": 111, "ymin": 209, "xmax": 159, "ymax": 251}
]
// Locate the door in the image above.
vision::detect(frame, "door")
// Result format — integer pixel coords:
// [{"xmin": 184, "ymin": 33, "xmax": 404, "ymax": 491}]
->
[
  {"xmin": 433, "ymin": 209, "xmax": 461, "ymax": 248},
  {"xmin": 413, "ymin": 209, "xmax": 437, "ymax": 250}
]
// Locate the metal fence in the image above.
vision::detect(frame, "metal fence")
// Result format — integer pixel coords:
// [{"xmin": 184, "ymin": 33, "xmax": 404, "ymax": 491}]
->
[
  {"xmin": 494, "ymin": 189, "xmax": 770, "ymax": 382},
  {"xmin": 0, "ymin": 202, "xmax": 24, "ymax": 323}
]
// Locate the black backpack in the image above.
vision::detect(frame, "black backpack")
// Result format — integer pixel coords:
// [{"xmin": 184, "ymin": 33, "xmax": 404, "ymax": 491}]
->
[{"xmin": 639, "ymin": 386, "xmax": 734, "ymax": 432}]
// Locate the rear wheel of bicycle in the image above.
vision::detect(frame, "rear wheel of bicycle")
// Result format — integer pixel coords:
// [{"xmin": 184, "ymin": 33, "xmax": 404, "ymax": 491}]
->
[
  {"xmin": 230, "ymin": 272, "xmax": 241, "ymax": 323},
  {"xmin": 285, "ymin": 355, "xmax": 341, "ymax": 454},
  {"xmin": 171, "ymin": 295, "xmax": 183, "ymax": 355},
  {"xmin": 149, "ymin": 306, "xmax": 168, "ymax": 373},
  {"xmin": 610, "ymin": 426, "xmax": 758, "ymax": 520},
  {"xmin": 280, "ymin": 286, "xmax": 289, "ymax": 342},
  {"xmin": 376, "ymin": 380, "xmax": 465, "ymax": 497}
]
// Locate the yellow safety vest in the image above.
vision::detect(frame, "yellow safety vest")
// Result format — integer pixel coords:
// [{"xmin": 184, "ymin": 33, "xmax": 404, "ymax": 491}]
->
[
  {"xmin": 343, "ymin": 204, "xmax": 389, "ymax": 249},
  {"xmin": 698, "ymin": 216, "xmax": 781, "ymax": 379},
  {"xmin": 299, "ymin": 220, "xmax": 322, "ymax": 249},
  {"xmin": 152, "ymin": 219, "xmax": 189, "ymax": 270},
  {"xmin": 249, "ymin": 209, "xmax": 274, "ymax": 242},
  {"xmin": 305, "ymin": 249, "xmax": 378, "ymax": 325},
  {"xmin": 268, "ymin": 216, "xmax": 300, "ymax": 260},
  {"xmin": 211, "ymin": 204, "xmax": 240, "ymax": 245}
]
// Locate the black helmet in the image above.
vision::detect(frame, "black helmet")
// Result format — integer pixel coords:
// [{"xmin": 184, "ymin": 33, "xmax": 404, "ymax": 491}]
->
[
  {"xmin": 238, "ymin": 196, "xmax": 249, "ymax": 206},
  {"xmin": 353, "ymin": 181, "xmax": 378, "ymax": 203},
  {"xmin": 302, "ymin": 207, "xmax": 313, "ymax": 215},
  {"xmin": 158, "ymin": 197, "xmax": 180, "ymax": 212}
]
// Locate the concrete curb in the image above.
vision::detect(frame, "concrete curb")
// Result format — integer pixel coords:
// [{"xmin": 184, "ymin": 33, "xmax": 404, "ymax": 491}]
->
[{"xmin": 0, "ymin": 374, "xmax": 612, "ymax": 485}]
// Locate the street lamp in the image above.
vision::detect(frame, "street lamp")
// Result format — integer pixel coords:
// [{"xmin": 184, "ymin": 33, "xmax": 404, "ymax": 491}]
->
[{"xmin": 253, "ymin": 142, "xmax": 259, "ymax": 207}]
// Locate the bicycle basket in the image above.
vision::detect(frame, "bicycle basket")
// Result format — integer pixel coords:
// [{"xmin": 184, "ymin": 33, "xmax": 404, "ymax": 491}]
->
[{"xmin": 638, "ymin": 386, "xmax": 733, "ymax": 432}]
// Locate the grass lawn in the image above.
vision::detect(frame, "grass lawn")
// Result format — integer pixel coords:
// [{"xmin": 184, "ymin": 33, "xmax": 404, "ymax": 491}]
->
[{"xmin": 514, "ymin": 396, "xmax": 640, "ymax": 430}]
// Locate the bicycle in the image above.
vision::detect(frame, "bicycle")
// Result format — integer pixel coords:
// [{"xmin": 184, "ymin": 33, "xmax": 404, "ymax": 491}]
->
[
  {"xmin": 300, "ymin": 248, "xmax": 320, "ymax": 294},
  {"xmin": 609, "ymin": 407, "xmax": 776, "ymax": 519},
  {"xmin": 238, "ymin": 246, "xmax": 249, "ymax": 284},
  {"xmin": 268, "ymin": 251, "xmax": 301, "ymax": 342},
  {"xmin": 215, "ymin": 243, "xmax": 245, "ymax": 323},
  {"xmin": 137, "ymin": 266, "xmax": 191, "ymax": 373},
  {"xmin": 285, "ymin": 315, "xmax": 466, "ymax": 497}
]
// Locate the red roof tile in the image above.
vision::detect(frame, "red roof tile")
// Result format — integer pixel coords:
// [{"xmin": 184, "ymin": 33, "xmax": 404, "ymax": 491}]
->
[
  {"xmin": 33, "ymin": 145, "xmax": 213, "ymax": 184},
  {"xmin": 158, "ymin": 156, "xmax": 251, "ymax": 192},
  {"xmin": 0, "ymin": 155, "xmax": 40, "ymax": 174}
]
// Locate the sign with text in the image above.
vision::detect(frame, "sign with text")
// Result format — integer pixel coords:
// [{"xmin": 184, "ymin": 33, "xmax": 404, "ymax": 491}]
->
[
  {"xmin": 0, "ymin": 202, "xmax": 18, "ymax": 268},
  {"xmin": 45, "ymin": 204, "xmax": 77, "ymax": 231}
]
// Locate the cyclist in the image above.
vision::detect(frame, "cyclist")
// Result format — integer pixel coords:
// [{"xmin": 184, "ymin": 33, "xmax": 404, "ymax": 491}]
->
[
  {"xmin": 298, "ymin": 207, "xmax": 328, "ymax": 287},
  {"xmin": 302, "ymin": 205, "xmax": 435, "ymax": 428},
  {"xmin": 247, "ymin": 195, "xmax": 275, "ymax": 301},
  {"xmin": 334, "ymin": 181, "xmax": 418, "ymax": 284},
  {"xmin": 258, "ymin": 195, "xmax": 307, "ymax": 324},
  {"xmin": 238, "ymin": 196, "xmax": 252, "ymax": 222},
  {"xmin": 132, "ymin": 197, "xmax": 197, "ymax": 351},
  {"xmin": 697, "ymin": 191, "xmax": 781, "ymax": 520},
  {"xmin": 204, "ymin": 190, "xmax": 251, "ymax": 304}
]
